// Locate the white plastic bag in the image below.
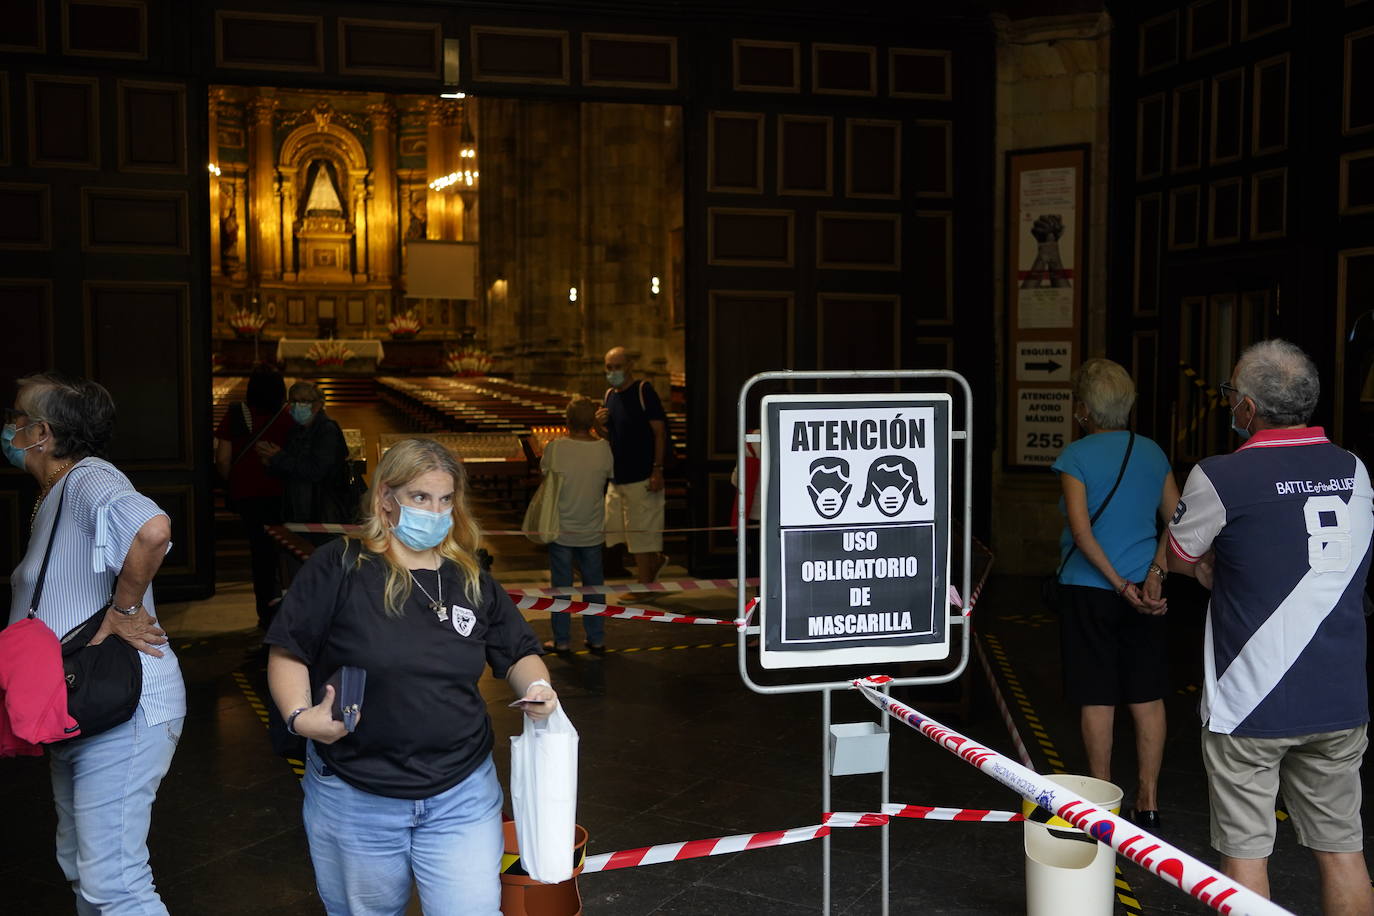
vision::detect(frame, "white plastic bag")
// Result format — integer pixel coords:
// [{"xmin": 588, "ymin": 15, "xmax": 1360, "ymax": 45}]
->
[
  {"xmin": 509, "ymin": 703, "xmax": 579, "ymax": 883},
  {"xmin": 522, "ymin": 471, "xmax": 562, "ymax": 545}
]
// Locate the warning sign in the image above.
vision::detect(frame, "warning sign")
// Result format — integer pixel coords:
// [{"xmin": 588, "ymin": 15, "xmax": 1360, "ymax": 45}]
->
[
  {"xmin": 759, "ymin": 394, "xmax": 952, "ymax": 670},
  {"xmin": 1015, "ymin": 387, "xmax": 1073, "ymax": 466}
]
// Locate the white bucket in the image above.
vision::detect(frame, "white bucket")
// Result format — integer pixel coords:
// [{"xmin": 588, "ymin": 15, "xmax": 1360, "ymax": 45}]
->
[{"xmin": 1022, "ymin": 774, "xmax": 1122, "ymax": 916}]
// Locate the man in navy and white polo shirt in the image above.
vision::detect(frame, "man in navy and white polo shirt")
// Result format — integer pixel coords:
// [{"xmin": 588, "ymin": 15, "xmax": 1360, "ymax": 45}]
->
[{"xmin": 1168, "ymin": 339, "xmax": 1374, "ymax": 910}]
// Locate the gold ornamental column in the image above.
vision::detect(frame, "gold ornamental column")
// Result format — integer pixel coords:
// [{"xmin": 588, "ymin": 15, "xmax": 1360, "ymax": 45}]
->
[
  {"xmin": 247, "ymin": 95, "xmax": 280, "ymax": 280},
  {"xmin": 441, "ymin": 102, "xmax": 465, "ymax": 240},
  {"xmin": 367, "ymin": 99, "xmax": 398, "ymax": 283},
  {"xmin": 424, "ymin": 99, "xmax": 447, "ymax": 240}
]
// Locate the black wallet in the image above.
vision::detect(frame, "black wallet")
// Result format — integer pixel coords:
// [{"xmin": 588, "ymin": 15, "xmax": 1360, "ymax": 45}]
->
[{"xmin": 318, "ymin": 666, "xmax": 366, "ymax": 733}]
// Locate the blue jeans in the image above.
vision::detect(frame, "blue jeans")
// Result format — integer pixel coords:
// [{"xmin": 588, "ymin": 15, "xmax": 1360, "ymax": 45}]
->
[
  {"xmin": 303, "ymin": 745, "xmax": 503, "ymax": 916},
  {"xmin": 548, "ymin": 542, "xmax": 606, "ymax": 645},
  {"xmin": 49, "ymin": 707, "xmax": 183, "ymax": 915}
]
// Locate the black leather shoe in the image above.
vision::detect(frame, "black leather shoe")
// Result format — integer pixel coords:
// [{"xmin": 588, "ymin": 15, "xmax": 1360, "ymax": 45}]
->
[{"xmin": 1129, "ymin": 809, "xmax": 1161, "ymax": 830}]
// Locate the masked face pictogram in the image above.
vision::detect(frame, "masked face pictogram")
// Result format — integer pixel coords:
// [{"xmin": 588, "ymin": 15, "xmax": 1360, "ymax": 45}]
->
[
  {"xmin": 806, "ymin": 457, "xmax": 852, "ymax": 519},
  {"xmin": 857, "ymin": 456, "xmax": 927, "ymax": 517}
]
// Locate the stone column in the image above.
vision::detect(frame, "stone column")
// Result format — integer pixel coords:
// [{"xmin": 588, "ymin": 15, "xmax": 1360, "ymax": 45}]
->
[
  {"xmin": 246, "ymin": 96, "xmax": 280, "ymax": 280},
  {"xmin": 367, "ymin": 99, "xmax": 398, "ymax": 283}
]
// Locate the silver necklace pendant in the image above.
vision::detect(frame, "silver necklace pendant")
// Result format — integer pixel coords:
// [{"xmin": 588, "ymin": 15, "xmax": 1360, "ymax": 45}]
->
[{"xmin": 434, "ymin": 603, "xmax": 448, "ymax": 621}]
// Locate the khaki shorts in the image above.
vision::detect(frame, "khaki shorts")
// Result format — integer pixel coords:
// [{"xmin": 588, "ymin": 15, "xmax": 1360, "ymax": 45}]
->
[
  {"xmin": 1201, "ymin": 724, "xmax": 1368, "ymax": 857},
  {"xmin": 604, "ymin": 479, "xmax": 664, "ymax": 554}
]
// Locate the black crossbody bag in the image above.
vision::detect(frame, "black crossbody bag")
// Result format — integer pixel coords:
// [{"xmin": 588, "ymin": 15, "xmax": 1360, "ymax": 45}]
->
[
  {"xmin": 27, "ymin": 477, "xmax": 143, "ymax": 741},
  {"xmin": 1041, "ymin": 432, "xmax": 1136, "ymax": 611}
]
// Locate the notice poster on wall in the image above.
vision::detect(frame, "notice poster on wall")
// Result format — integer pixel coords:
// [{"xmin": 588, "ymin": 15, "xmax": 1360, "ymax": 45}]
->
[
  {"xmin": 1016, "ymin": 166, "xmax": 1077, "ymax": 329},
  {"xmin": 1015, "ymin": 387, "xmax": 1074, "ymax": 466},
  {"xmin": 759, "ymin": 393, "xmax": 952, "ymax": 670}
]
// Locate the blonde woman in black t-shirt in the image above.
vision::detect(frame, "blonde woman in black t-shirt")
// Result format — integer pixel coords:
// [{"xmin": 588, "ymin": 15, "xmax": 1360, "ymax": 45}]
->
[{"xmin": 267, "ymin": 437, "xmax": 557, "ymax": 915}]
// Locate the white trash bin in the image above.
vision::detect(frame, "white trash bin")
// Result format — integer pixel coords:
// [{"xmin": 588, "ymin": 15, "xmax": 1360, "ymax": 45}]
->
[{"xmin": 1022, "ymin": 774, "xmax": 1122, "ymax": 916}]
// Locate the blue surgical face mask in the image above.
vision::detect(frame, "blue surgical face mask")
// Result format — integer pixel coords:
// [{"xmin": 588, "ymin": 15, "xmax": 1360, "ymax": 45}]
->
[
  {"xmin": 291, "ymin": 403, "xmax": 314, "ymax": 425},
  {"xmin": 394, "ymin": 503, "xmax": 453, "ymax": 551},
  {"xmin": 1229, "ymin": 400, "xmax": 1252, "ymax": 441},
  {"xmin": 2, "ymin": 423, "xmax": 46, "ymax": 470},
  {"xmin": 605, "ymin": 369, "xmax": 625, "ymax": 388}
]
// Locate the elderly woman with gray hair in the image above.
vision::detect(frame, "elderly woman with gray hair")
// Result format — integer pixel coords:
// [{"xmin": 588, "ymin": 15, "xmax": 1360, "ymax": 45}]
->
[
  {"xmin": 1051, "ymin": 358, "xmax": 1180, "ymax": 829},
  {"xmin": 5, "ymin": 373, "xmax": 184, "ymax": 913}
]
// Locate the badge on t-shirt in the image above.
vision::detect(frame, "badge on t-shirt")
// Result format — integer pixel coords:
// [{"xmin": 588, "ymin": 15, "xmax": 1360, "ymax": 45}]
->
[{"xmin": 451, "ymin": 604, "xmax": 477, "ymax": 637}]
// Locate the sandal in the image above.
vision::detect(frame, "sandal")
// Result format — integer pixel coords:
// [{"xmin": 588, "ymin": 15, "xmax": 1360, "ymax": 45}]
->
[
  {"xmin": 542, "ymin": 639, "xmax": 570, "ymax": 654},
  {"xmin": 585, "ymin": 642, "xmax": 606, "ymax": 655}
]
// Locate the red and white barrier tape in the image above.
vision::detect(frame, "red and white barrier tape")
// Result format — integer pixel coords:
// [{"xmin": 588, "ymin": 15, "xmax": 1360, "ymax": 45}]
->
[
  {"xmin": 736, "ymin": 596, "xmax": 759, "ymax": 629},
  {"xmin": 583, "ymin": 803, "xmax": 1023, "ymax": 873},
  {"xmin": 513, "ymin": 595, "xmax": 736, "ymax": 627},
  {"xmin": 973, "ymin": 638, "xmax": 1034, "ymax": 770},
  {"xmin": 852, "ymin": 677, "xmax": 1293, "ymax": 916},
  {"xmin": 504, "ymin": 576, "xmax": 758, "ymax": 597}
]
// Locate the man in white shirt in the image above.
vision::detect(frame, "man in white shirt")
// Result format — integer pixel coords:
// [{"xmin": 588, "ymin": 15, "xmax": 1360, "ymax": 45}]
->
[{"xmin": 541, "ymin": 398, "xmax": 615, "ymax": 653}]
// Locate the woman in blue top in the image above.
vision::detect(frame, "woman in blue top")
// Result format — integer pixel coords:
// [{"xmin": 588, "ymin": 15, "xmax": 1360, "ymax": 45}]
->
[{"xmin": 1052, "ymin": 358, "xmax": 1180, "ymax": 829}]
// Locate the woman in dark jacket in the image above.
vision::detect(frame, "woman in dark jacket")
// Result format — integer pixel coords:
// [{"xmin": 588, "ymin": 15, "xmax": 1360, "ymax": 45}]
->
[{"xmin": 215, "ymin": 363, "xmax": 293, "ymax": 627}]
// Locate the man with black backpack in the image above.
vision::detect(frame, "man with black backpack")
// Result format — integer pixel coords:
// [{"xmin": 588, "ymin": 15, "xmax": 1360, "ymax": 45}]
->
[{"xmin": 595, "ymin": 346, "xmax": 668, "ymax": 594}]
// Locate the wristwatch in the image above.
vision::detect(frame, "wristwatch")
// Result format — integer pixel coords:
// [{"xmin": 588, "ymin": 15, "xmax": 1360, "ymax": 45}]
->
[{"xmin": 112, "ymin": 600, "xmax": 143, "ymax": 616}]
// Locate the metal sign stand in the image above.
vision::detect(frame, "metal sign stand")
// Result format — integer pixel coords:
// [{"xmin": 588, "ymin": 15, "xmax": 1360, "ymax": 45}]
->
[{"xmin": 735, "ymin": 370, "xmax": 974, "ymax": 916}]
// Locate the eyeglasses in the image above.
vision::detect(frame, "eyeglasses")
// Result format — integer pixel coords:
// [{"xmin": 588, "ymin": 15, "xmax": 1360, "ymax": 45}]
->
[
  {"xmin": 289, "ymin": 400, "xmax": 318, "ymax": 408},
  {"xmin": 1218, "ymin": 382, "xmax": 1239, "ymax": 402},
  {"xmin": 3, "ymin": 408, "xmax": 28, "ymax": 424}
]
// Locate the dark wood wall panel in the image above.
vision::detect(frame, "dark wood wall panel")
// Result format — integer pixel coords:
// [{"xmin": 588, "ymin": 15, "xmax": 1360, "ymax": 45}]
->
[
  {"xmin": 1252, "ymin": 53, "xmax": 1289, "ymax": 155},
  {"xmin": 890, "ymin": 48, "xmax": 949, "ymax": 99},
  {"xmin": 817, "ymin": 294, "xmax": 899, "ymax": 370},
  {"xmin": 1211, "ymin": 68, "xmax": 1245, "ymax": 163},
  {"xmin": 0, "ymin": 282, "xmax": 53, "ymax": 406},
  {"xmin": 1137, "ymin": 93, "xmax": 1165, "ymax": 179},
  {"xmin": 1251, "ymin": 167, "xmax": 1287, "ymax": 236},
  {"xmin": 1207, "ymin": 177, "xmax": 1243, "ymax": 244},
  {"xmin": 142, "ymin": 484, "xmax": 194, "ymax": 574},
  {"xmin": 708, "ymin": 112, "xmax": 763, "ymax": 193},
  {"xmin": 778, "ymin": 115, "xmax": 831, "ymax": 195},
  {"xmin": 471, "ymin": 27, "xmax": 569, "ymax": 84},
  {"xmin": 1342, "ymin": 153, "xmax": 1374, "ymax": 214},
  {"xmin": 1134, "ymin": 194, "xmax": 1162, "ymax": 315},
  {"xmin": 0, "ymin": 183, "xmax": 50, "ymax": 249},
  {"xmin": 338, "ymin": 19, "xmax": 441, "ymax": 79},
  {"xmin": 707, "ymin": 208, "xmax": 793, "ymax": 266},
  {"xmin": 912, "ymin": 210, "xmax": 952, "ymax": 322},
  {"xmin": 118, "ymin": 80, "xmax": 186, "ymax": 173},
  {"xmin": 0, "ymin": 73, "xmax": 8, "ymax": 166},
  {"xmin": 85, "ymin": 282, "xmax": 189, "ymax": 468},
  {"xmin": 583, "ymin": 33, "xmax": 677, "ymax": 89},
  {"xmin": 0, "ymin": 491, "xmax": 20, "ymax": 587},
  {"xmin": 732, "ymin": 40, "xmax": 798, "ymax": 92},
  {"xmin": 1140, "ymin": 11, "xmax": 1179, "ymax": 74},
  {"xmin": 913, "ymin": 119, "xmax": 951, "ymax": 196},
  {"xmin": 83, "ymin": 188, "xmax": 188, "ymax": 253},
  {"xmin": 63, "ymin": 0, "xmax": 146, "ymax": 60},
  {"xmin": 1188, "ymin": 0, "xmax": 1233, "ymax": 58},
  {"xmin": 1, "ymin": 0, "xmax": 45, "ymax": 53},
  {"xmin": 216, "ymin": 11, "xmax": 324, "ymax": 72},
  {"xmin": 1168, "ymin": 184, "xmax": 1201, "ymax": 249},
  {"xmin": 1345, "ymin": 26, "xmax": 1374, "ymax": 135},
  {"xmin": 846, "ymin": 119, "xmax": 900, "ymax": 198},
  {"xmin": 27, "ymin": 75, "xmax": 99, "ymax": 168},
  {"xmin": 817, "ymin": 212, "xmax": 899, "ymax": 269},
  {"xmin": 707, "ymin": 291, "xmax": 791, "ymax": 457},
  {"xmin": 813, "ymin": 44, "xmax": 876, "ymax": 96},
  {"xmin": 1242, "ymin": 0, "xmax": 1290, "ymax": 40},
  {"xmin": 1172, "ymin": 81, "xmax": 1203, "ymax": 171}
]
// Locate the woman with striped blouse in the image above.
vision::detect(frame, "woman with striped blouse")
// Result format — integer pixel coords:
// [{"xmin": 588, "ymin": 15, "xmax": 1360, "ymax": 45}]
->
[{"xmin": 5, "ymin": 373, "xmax": 185, "ymax": 915}]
